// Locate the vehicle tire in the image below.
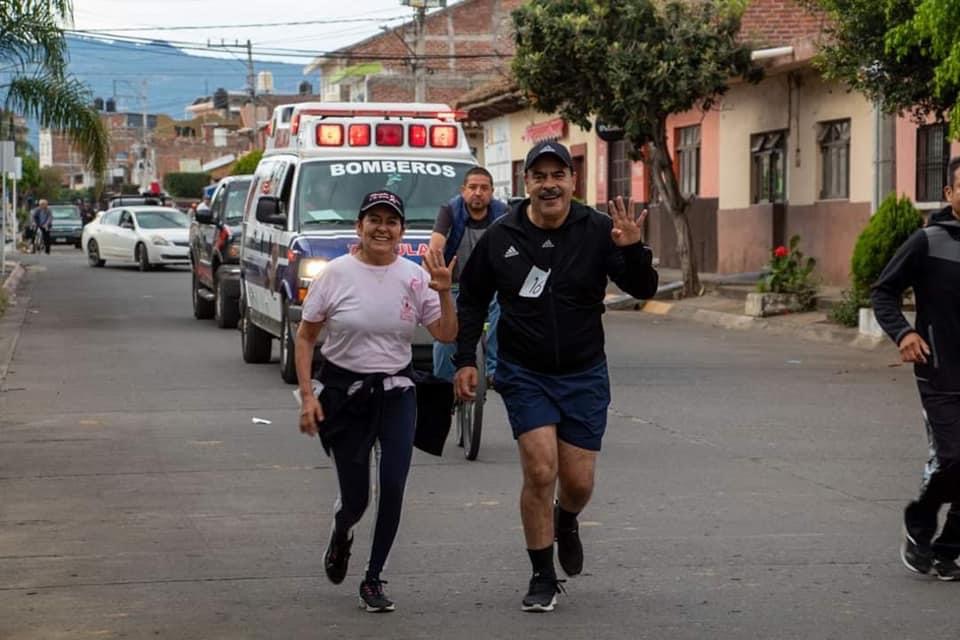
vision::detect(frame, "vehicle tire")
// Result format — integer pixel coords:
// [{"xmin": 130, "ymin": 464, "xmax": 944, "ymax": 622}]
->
[
  {"xmin": 74, "ymin": 241, "xmax": 82, "ymax": 249},
  {"xmin": 87, "ymin": 240, "xmax": 105, "ymax": 267},
  {"xmin": 241, "ymin": 302, "xmax": 272, "ymax": 364},
  {"xmin": 214, "ymin": 277, "xmax": 239, "ymax": 329},
  {"xmin": 457, "ymin": 342, "xmax": 485, "ymax": 461},
  {"xmin": 192, "ymin": 272, "xmax": 215, "ymax": 319},
  {"xmin": 279, "ymin": 301, "xmax": 298, "ymax": 384},
  {"xmin": 136, "ymin": 243, "xmax": 152, "ymax": 272}
]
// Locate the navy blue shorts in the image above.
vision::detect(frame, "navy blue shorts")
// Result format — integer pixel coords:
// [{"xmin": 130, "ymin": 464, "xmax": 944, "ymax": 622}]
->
[{"xmin": 494, "ymin": 358, "xmax": 610, "ymax": 451}]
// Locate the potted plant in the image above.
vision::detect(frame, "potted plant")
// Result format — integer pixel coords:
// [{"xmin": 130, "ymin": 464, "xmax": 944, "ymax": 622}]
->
[{"xmin": 745, "ymin": 235, "xmax": 818, "ymax": 317}]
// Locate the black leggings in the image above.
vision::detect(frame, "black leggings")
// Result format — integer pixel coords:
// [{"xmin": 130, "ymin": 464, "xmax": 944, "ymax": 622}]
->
[
  {"xmin": 329, "ymin": 388, "xmax": 416, "ymax": 580},
  {"xmin": 905, "ymin": 387, "xmax": 960, "ymax": 560}
]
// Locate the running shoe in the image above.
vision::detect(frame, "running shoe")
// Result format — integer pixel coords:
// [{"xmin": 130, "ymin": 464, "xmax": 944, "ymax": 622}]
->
[
  {"xmin": 521, "ymin": 573, "xmax": 565, "ymax": 612},
  {"xmin": 359, "ymin": 578, "xmax": 395, "ymax": 612},
  {"xmin": 323, "ymin": 530, "xmax": 352, "ymax": 585},
  {"xmin": 933, "ymin": 558, "xmax": 960, "ymax": 581},
  {"xmin": 901, "ymin": 530, "xmax": 933, "ymax": 575}
]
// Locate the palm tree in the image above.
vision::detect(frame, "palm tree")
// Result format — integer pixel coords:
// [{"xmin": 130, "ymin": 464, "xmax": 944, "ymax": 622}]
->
[{"xmin": 0, "ymin": 0, "xmax": 108, "ymax": 176}]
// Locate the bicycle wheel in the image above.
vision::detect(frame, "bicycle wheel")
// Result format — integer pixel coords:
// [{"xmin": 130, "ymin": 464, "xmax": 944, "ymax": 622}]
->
[{"xmin": 458, "ymin": 341, "xmax": 485, "ymax": 460}]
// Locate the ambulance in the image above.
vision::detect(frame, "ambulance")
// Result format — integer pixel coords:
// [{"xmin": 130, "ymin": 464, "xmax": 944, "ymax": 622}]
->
[{"xmin": 238, "ymin": 102, "xmax": 477, "ymax": 383}]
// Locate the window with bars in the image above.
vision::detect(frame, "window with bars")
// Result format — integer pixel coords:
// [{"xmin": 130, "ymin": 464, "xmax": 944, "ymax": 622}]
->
[
  {"xmin": 750, "ymin": 130, "xmax": 787, "ymax": 204},
  {"xmin": 818, "ymin": 119, "xmax": 851, "ymax": 200},
  {"xmin": 917, "ymin": 123, "xmax": 950, "ymax": 202},
  {"xmin": 676, "ymin": 125, "xmax": 701, "ymax": 197},
  {"xmin": 608, "ymin": 139, "xmax": 632, "ymax": 201},
  {"xmin": 511, "ymin": 160, "xmax": 525, "ymax": 198}
]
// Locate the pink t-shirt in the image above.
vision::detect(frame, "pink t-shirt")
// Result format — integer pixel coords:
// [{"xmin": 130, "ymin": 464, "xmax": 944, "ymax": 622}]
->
[{"xmin": 301, "ymin": 253, "xmax": 442, "ymax": 375}]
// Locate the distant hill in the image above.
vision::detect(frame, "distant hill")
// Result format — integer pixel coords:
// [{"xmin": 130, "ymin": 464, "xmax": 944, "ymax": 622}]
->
[{"xmin": 65, "ymin": 35, "xmax": 313, "ymax": 117}]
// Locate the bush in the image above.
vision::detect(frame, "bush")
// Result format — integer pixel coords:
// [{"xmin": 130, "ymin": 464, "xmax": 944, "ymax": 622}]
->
[
  {"xmin": 757, "ymin": 235, "xmax": 819, "ymax": 309},
  {"xmin": 231, "ymin": 149, "xmax": 263, "ymax": 175},
  {"xmin": 0, "ymin": 287, "xmax": 8, "ymax": 318},
  {"xmin": 163, "ymin": 172, "xmax": 211, "ymax": 198},
  {"xmin": 829, "ymin": 286, "xmax": 870, "ymax": 327},
  {"xmin": 850, "ymin": 194, "xmax": 923, "ymax": 292}
]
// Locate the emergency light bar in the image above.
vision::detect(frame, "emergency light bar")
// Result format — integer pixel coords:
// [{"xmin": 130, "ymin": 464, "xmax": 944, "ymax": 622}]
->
[{"xmin": 291, "ymin": 107, "xmax": 466, "ymax": 136}]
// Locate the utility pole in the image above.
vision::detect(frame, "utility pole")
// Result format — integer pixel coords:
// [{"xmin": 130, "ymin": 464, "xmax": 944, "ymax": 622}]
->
[
  {"xmin": 414, "ymin": 6, "xmax": 426, "ymax": 102},
  {"xmin": 207, "ymin": 40, "xmax": 256, "ymax": 103}
]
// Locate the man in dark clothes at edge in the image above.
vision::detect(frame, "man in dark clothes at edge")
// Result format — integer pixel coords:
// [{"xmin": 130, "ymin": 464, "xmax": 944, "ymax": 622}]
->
[
  {"xmin": 453, "ymin": 140, "xmax": 659, "ymax": 611},
  {"xmin": 872, "ymin": 156, "xmax": 960, "ymax": 580}
]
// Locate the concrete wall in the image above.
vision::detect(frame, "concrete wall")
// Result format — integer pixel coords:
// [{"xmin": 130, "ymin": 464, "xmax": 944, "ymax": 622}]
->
[{"xmin": 716, "ymin": 70, "xmax": 876, "ymax": 283}]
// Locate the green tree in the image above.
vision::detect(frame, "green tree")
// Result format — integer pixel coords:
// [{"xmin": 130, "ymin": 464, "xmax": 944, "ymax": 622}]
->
[
  {"xmin": 810, "ymin": 0, "xmax": 960, "ymax": 132},
  {"xmin": 35, "ymin": 166, "xmax": 65, "ymax": 201},
  {"xmin": 231, "ymin": 149, "xmax": 262, "ymax": 175},
  {"xmin": 886, "ymin": 0, "xmax": 960, "ymax": 137},
  {"xmin": 0, "ymin": 0, "xmax": 109, "ymax": 175},
  {"xmin": 512, "ymin": 0, "xmax": 759, "ymax": 296},
  {"xmin": 164, "ymin": 172, "xmax": 210, "ymax": 198}
]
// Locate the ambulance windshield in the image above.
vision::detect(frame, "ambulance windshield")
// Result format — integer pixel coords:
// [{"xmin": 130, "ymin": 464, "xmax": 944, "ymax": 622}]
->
[{"xmin": 296, "ymin": 159, "xmax": 472, "ymax": 229}]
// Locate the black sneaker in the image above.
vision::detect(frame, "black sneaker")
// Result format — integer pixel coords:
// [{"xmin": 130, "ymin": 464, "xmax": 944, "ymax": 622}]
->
[
  {"xmin": 901, "ymin": 530, "xmax": 933, "ymax": 575},
  {"xmin": 358, "ymin": 578, "xmax": 395, "ymax": 612},
  {"xmin": 933, "ymin": 558, "xmax": 960, "ymax": 581},
  {"xmin": 555, "ymin": 504, "xmax": 583, "ymax": 576},
  {"xmin": 323, "ymin": 530, "xmax": 352, "ymax": 585},
  {"xmin": 521, "ymin": 573, "xmax": 565, "ymax": 612}
]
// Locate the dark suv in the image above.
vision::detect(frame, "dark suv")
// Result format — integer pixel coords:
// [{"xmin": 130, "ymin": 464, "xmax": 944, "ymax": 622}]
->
[
  {"xmin": 48, "ymin": 204, "xmax": 84, "ymax": 248},
  {"xmin": 190, "ymin": 175, "xmax": 252, "ymax": 328}
]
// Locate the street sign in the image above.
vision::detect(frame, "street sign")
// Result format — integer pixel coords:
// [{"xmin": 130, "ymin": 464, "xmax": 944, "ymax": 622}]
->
[
  {"xmin": 596, "ymin": 119, "xmax": 626, "ymax": 143},
  {"xmin": 401, "ymin": 0, "xmax": 446, "ymax": 7},
  {"xmin": 0, "ymin": 141, "xmax": 13, "ymax": 173}
]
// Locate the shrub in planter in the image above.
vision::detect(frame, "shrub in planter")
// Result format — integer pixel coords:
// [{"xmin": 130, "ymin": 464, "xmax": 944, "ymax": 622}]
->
[
  {"xmin": 850, "ymin": 194, "xmax": 923, "ymax": 293},
  {"xmin": 757, "ymin": 235, "xmax": 819, "ymax": 310},
  {"xmin": 829, "ymin": 287, "xmax": 870, "ymax": 327}
]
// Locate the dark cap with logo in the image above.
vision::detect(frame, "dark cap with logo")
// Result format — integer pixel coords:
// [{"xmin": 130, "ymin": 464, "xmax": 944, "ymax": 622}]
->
[
  {"xmin": 358, "ymin": 190, "xmax": 405, "ymax": 220},
  {"xmin": 524, "ymin": 140, "xmax": 574, "ymax": 172}
]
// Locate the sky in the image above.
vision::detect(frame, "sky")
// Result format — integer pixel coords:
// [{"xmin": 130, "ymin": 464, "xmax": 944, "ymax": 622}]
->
[{"xmin": 70, "ymin": 0, "xmax": 444, "ymax": 66}]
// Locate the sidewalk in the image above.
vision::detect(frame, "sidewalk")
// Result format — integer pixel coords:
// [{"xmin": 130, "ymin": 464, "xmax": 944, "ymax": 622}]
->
[{"xmin": 606, "ymin": 268, "xmax": 893, "ymax": 353}]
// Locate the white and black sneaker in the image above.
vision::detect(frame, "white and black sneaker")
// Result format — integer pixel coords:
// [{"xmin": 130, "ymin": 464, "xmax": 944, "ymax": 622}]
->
[
  {"xmin": 359, "ymin": 578, "xmax": 395, "ymax": 612},
  {"xmin": 901, "ymin": 530, "xmax": 933, "ymax": 575},
  {"xmin": 521, "ymin": 573, "xmax": 566, "ymax": 612},
  {"xmin": 933, "ymin": 558, "xmax": 960, "ymax": 581}
]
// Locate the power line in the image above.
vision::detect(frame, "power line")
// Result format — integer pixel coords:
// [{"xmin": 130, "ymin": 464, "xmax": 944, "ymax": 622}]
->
[
  {"xmin": 66, "ymin": 32, "xmax": 509, "ymax": 62},
  {"xmin": 71, "ymin": 16, "xmax": 409, "ymax": 32}
]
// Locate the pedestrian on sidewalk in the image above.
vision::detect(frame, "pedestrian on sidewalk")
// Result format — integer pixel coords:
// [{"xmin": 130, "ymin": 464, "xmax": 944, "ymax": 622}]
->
[
  {"xmin": 872, "ymin": 155, "xmax": 960, "ymax": 581},
  {"xmin": 294, "ymin": 190, "xmax": 457, "ymax": 612},
  {"xmin": 453, "ymin": 141, "xmax": 659, "ymax": 611}
]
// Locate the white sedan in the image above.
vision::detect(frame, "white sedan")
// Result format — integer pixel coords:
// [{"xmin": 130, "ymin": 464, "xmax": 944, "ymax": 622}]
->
[{"xmin": 83, "ymin": 206, "xmax": 191, "ymax": 271}]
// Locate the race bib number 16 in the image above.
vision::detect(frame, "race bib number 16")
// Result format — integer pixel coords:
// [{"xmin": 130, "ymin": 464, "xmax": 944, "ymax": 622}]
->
[{"xmin": 519, "ymin": 266, "xmax": 551, "ymax": 298}]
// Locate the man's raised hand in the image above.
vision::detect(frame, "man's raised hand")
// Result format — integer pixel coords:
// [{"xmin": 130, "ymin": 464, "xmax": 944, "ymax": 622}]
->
[{"xmin": 608, "ymin": 195, "xmax": 646, "ymax": 247}]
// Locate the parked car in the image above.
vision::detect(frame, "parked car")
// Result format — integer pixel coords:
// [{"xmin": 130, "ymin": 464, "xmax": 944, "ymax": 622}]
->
[
  {"xmin": 83, "ymin": 206, "xmax": 191, "ymax": 270},
  {"xmin": 107, "ymin": 194, "xmax": 176, "ymax": 208},
  {"xmin": 48, "ymin": 204, "xmax": 84, "ymax": 248},
  {"xmin": 190, "ymin": 175, "xmax": 252, "ymax": 328}
]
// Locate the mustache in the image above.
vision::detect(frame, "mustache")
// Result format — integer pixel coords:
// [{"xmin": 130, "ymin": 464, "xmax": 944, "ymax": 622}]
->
[{"xmin": 538, "ymin": 188, "xmax": 562, "ymax": 198}]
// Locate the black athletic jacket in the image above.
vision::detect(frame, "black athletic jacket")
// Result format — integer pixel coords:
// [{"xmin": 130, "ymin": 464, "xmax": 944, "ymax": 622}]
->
[
  {"xmin": 454, "ymin": 200, "xmax": 659, "ymax": 375},
  {"xmin": 872, "ymin": 212, "xmax": 960, "ymax": 392}
]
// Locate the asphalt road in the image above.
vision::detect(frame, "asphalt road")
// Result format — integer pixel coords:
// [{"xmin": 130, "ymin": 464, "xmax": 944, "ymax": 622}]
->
[{"xmin": 0, "ymin": 247, "xmax": 950, "ymax": 639}]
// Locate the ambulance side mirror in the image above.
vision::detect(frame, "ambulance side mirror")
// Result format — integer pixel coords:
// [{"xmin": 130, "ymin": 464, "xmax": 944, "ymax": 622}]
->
[{"xmin": 256, "ymin": 196, "xmax": 286, "ymax": 227}]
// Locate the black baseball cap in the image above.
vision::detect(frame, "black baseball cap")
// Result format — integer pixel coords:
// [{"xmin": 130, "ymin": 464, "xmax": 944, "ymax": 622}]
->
[
  {"xmin": 358, "ymin": 190, "xmax": 405, "ymax": 220},
  {"xmin": 524, "ymin": 140, "xmax": 574, "ymax": 172}
]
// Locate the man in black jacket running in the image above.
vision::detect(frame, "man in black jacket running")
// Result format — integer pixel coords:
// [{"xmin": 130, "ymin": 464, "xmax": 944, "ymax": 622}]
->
[
  {"xmin": 872, "ymin": 156, "xmax": 960, "ymax": 581},
  {"xmin": 454, "ymin": 141, "xmax": 658, "ymax": 611}
]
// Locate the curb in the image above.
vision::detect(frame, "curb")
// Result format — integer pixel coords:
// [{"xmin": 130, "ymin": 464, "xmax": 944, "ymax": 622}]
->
[
  {"xmin": 627, "ymin": 298, "xmax": 891, "ymax": 352},
  {"xmin": 2, "ymin": 262, "xmax": 25, "ymax": 293},
  {"xmin": 0, "ymin": 262, "xmax": 28, "ymax": 384}
]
